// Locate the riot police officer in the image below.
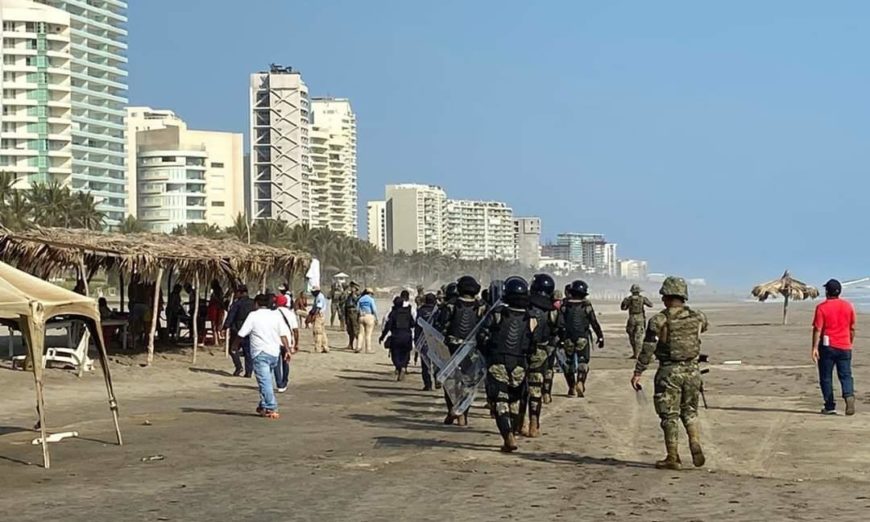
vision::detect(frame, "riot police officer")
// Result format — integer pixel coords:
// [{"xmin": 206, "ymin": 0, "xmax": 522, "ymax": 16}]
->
[
  {"xmin": 438, "ymin": 276, "xmax": 484, "ymax": 425},
  {"xmin": 557, "ymin": 280, "xmax": 604, "ymax": 397},
  {"xmin": 478, "ymin": 276, "xmax": 535, "ymax": 452},
  {"xmin": 523, "ymin": 273, "xmax": 559, "ymax": 437}
]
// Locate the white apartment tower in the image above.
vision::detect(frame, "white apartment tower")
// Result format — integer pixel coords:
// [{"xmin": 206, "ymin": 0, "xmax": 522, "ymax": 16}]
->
[
  {"xmin": 385, "ymin": 183, "xmax": 446, "ymax": 254},
  {"xmin": 310, "ymin": 97, "xmax": 357, "ymax": 236},
  {"xmin": 366, "ymin": 200, "xmax": 386, "ymax": 251},
  {"xmin": 249, "ymin": 64, "xmax": 310, "ymax": 225},
  {"xmin": 0, "ymin": 1, "xmax": 72, "ymax": 186},
  {"xmin": 37, "ymin": 0, "xmax": 128, "ymax": 224},
  {"xmin": 444, "ymin": 200, "xmax": 516, "ymax": 261}
]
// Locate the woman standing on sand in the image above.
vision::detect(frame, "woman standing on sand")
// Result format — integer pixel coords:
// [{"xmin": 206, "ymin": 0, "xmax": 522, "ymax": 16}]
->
[
  {"xmin": 206, "ymin": 279, "xmax": 226, "ymax": 346},
  {"xmin": 380, "ymin": 296, "xmax": 415, "ymax": 381}
]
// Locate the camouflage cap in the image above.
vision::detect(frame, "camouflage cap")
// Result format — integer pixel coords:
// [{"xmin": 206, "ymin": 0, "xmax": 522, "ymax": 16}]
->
[
  {"xmin": 659, "ymin": 277, "xmax": 688, "ymax": 300},
  {"xmin": 630, "ymin": 284, "xmax": 642, "ymax": 294}
]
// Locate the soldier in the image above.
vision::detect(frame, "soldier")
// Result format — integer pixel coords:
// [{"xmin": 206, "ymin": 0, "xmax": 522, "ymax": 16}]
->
[
  {"xmin": 343, "ymin": 282, "xmax": 361, "ymax": 351},
  {"xmin": 414, "ymin": 284, "xmax": 426, "ymax": 308},
  {"xmin": 523, "ymin": 273, "xmax": 559, "ymax": 437},
  {"xmin": 478, "ymin": 276, "xmax": 535, "ymax": 452},
  {"xmin": 557, "ymin": 280, "xmax": 604, "ymax": 397},
  {"xmin": 438, "ymin": 277, "xmax": 484, "ymax": 426},
  {"xmin": 329, "ymin": 280, "xmax": 346, "ymax": 329},
  {"xmin": 621, "ymin": 284, "xmax": 653, "ymax": 359},
  {"xmin": 631, "ymin": 276, "xmax": 708, "ymax": 470}
]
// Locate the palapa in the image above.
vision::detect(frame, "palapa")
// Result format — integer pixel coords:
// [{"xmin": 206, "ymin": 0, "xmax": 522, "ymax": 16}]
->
[
  {"xmin": 751, "ymin": 270, "xmax": 820, "ymax": 325},
  {"xmin": 0, "ymin": 227, "xmax": 311, "ymax": 364}
]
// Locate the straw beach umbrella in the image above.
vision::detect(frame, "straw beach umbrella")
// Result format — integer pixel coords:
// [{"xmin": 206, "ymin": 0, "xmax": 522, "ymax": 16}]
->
[{"xmin": 751, "ymin": 270, "xmax": 819, "ymax": 325}]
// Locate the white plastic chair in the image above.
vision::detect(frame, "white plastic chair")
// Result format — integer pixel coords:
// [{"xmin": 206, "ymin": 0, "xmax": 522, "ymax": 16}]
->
[{"xmin": 45, "ymin": 329, "xmax": 94, "ymax": 377}]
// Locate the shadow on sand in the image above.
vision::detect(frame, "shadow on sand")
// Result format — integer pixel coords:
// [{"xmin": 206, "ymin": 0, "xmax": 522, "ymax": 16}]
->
[
  {"xmin": 373, "ymin": 435, "xmax": 656, "ymax": 468},
  {"xmin": 188, "ymin": 367, "xmax": 235, "ymax": 378},
  {"xmin": 180, "ymin": 407, "xmax": 260, "ymax": 418},
  {"xmin": 708, "ymin": 405, "xmax": 819, "ymax": 415}
]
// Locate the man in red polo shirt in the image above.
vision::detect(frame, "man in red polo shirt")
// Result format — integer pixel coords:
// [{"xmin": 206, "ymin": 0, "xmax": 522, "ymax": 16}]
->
[{"xmin": 811, "ymin": 279, "xmax": 857, "ymax": 415}]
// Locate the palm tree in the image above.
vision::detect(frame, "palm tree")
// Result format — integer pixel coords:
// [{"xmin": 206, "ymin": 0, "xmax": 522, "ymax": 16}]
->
[
  {"xmin": 117, "ymin": 215, "xmax": 147, "ymax": 234},
  {"xmin": 29, "ymin": 181, "xmax": 71, "ymax": 227},
  {"xmin": 0, "ymin": 190, "xmax": 32, "ymax": 230},
  {"xmin": 227, "ymin": 213, "xmax": 250, "ymax": 243},
  {"xmin": 252, "ymin": 219, "xmax": 291, "ymax": 246},
  {"xmin": 0, "ymin": 171, "xmax": 18, "ymax": 204},
  {"xmin": 751, "ymin": 270, "xmax": 820, "ymax": 325},
  {"xmin": 69, "ymin": 191, "xmax": 104, "ymax": 230}
]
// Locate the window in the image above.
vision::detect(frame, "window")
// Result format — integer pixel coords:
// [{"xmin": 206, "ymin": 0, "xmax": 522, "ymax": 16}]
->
[
  {"xmin": 161, "ymin": 156, "xmax": 175, "ymax": 163},
  {"xmin": 211, "ymin": 201, "xmax": 225, "ymax": 207},
  {"xmin": 210, "ymin": 162, "xmax": 224, "ymax": 168}
]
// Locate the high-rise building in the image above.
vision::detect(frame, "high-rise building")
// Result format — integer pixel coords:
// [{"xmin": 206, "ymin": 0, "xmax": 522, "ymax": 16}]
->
[
  {"xmin": 555, "ymin": 233, "xmax": 618, "ymax": 275},
  {"xmin": 0, "ymin": 1, "xmax": 72, "ymax": 187},
  {"xmin": 309, "ymin": 97, "xmax": 357, "ymax": 236},
  {"xmin": 385, "ymin": 183, "xmax": 446, "ymax": 254},
  {"xmin": 366, "ymin": 200, "xmax": 386, "ymax": 251},
  {"xmin": 37, "ymin": 0, "xmax": 128, "ymax": 224},
  {"xmin": 444, "ymin": 199, "xmax": 516, "ymax": 261},
  {"xmin": 619, "ymin": 259, "xmax": 648, "ymax": 280},
  {"xmin": 249, "ymin": 64, "xmax": 310, "ymax": 225},
  {"xmin": 127, "ymin": 107, "xmax": 244, "ymax": 233},
  {"xmin": 125, "ymin": 107, "xmax": 185, "ymax": 217},
  {"xmin": 514, "ymin": 217, "xmax": 541, "ymax": 267}
]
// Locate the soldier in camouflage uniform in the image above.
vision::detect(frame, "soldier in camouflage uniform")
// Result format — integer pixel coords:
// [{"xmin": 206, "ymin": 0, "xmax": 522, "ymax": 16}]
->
[
  {"xmin": 343, "ymin": 282, "xmax": 361, "ymax": 351},
  {"xmin": 330, "ymin": 281, "xmax": 347, "ymax": 329},
  {"xmin": 557, "ymin": 280, "xmax": 604, "ymax": 398},
  {"xmin": 621, "ymin": 284, "xmax": 653, "ymax": 359},
  {"xmin": 522, "ymin": 273, "xmax": 559, "ymax": 437},
  {"xmin": 478, "ymin": 276, "xmax": 535, "ymax": 452},
  {"xmin": 631, "ymin": 276, "xmax": 708, "ymax": 470},
  {"xmin": 541, "ymin": 289, "xmax": 564, "ymax": 403}
]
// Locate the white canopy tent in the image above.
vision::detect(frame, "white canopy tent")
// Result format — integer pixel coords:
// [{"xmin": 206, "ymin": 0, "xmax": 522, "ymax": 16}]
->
[{"xmin": 0, "ymin": 261, "xmax": 122, "ymax": 468}]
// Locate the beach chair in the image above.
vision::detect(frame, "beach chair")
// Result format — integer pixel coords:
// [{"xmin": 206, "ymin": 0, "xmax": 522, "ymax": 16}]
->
[{"xmin": 44, "ymin": 329, "xmax": 94, "ymax": 377}]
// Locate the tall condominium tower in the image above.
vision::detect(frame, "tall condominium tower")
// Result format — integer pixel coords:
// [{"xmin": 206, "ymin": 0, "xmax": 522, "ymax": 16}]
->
[
  {"xmin": 366, "ymin": 200, "xmax": 386, "ymax": 251},
  {"xmin": 309, "ymin": 97, "xmax": 357, "ymax": 236},
  {"xmin": 385, "ymin": 183, "xmax": 446, "ymax": 254},
  {"xmin": 444, "ymin": 199, "xmax": 516, "ymax": 261},
  {"xmin": 249, "ymin": 64, "xmax": 310, "ymax": 225},
  {"xmin": 37, "ymin": 0, "xmax": 128, "ymax": 223}
]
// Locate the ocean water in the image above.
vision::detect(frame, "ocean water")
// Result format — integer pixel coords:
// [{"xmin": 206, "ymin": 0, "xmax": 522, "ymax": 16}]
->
[{"xmin": 844, "ymin": 289, "xmax": 870, "ymax": 313}]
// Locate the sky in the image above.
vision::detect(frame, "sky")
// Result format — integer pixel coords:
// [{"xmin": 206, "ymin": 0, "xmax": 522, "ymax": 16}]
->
[{"xmin": 128, "ymin": 0, "xmax": 870, "ymax": 289}]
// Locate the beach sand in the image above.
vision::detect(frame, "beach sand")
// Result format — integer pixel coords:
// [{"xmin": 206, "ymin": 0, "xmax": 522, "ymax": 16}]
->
[{"xmin": 1, "ymin": 300, "xmax": 869, "ymax": 521}]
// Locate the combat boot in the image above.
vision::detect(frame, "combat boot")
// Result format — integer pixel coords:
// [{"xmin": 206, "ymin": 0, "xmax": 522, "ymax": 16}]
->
[
  {"xmin": 655, "ymin": 436, "xmax": 682, "ymax": 470},
  {"xmin": 501, "ymin": 432, "xmax": 518, "ymax": 453},
  {"xmin": 686, "ymin": 423, "xmax": 706, "ymax": 467},
  {"xmin": 528, "ymin": 415, "xmax": 541, "ymax": 438}
]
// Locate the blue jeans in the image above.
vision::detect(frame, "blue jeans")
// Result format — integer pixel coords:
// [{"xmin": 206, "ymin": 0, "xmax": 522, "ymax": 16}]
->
[
  {"xmin": 253, "ymin": 352, "xmax": 279, "ymax": 411},
  {"xmin": 818, "ymin": 345, "xmax": 854, "ymax": 411},
  {"xmin": 273, "ymin": 354, "xmax": 290, "ymax": 389}
]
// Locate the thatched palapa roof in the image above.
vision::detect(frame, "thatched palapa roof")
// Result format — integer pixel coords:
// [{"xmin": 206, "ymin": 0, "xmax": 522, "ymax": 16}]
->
[
  {"xmin": 751, "ymin": 270, "xmax": 820, "ymax": 302},
  {"xmin": 0, "ymin": 227, "xmax": 310, "ymax": 283}
]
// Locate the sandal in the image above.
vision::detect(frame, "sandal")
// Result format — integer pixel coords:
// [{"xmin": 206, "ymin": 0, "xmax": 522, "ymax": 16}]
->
[{"xmin": 261, "ymin": 410, "xmax": 280, "ymax": 419}]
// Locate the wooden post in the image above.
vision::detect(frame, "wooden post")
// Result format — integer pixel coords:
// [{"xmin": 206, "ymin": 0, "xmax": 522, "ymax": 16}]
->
[
  {"xmin": 782, "ymin": 292, "xmax": 790, "ymax": 326},
  {"xmin": 78, "ymin": 258, "xmax": 89, "ymax": 296},
  {"xmin": 261, "ymin": 272, "xmax": 267, "ymax": 294},
  {"xmin": 119, "ymin": 270, "xmax": 125, "ymax": 312},
  {"xmin": 191, "ymin": 273, "xmax": 200, "ymax": 364},
  {"xmin": 224, "ymin": 290, "xmax": 234, "ymax": 358},
  {"xmin": 146, "ymin": 268, "xmax": 164, "ymax": 366}
]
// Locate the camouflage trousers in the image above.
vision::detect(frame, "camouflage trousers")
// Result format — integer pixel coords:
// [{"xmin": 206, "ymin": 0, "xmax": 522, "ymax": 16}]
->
[
  {"xmin": 542, "ymin": 345, "xmax": 557, "ymax": 398},
  {"xmin": 345, "ymin": 310, "xmax": 360, "ymax": 343},
  {"xmin": 525, "ymin": 346, "xmax": 549, "ymax": 420},
  {"xmin": 486, "ymin": 362, "xmax": 527, "ymax": 437},
  {"xmin": 330, "ymin": 301, "xmax": 345, "ymax": 327},
  {"xmin": 654, "ymin": 361, "xmax": 701, "ymax": 446},
  {"xmin": 562, "ymin": 337, "xmax": 591, "ymax": 389},
  {"xmin": 626, "ymin": 314, "xmax": 645, "ymax": 358}
]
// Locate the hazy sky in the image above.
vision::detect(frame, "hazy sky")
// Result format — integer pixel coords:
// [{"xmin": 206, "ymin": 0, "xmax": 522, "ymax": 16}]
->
[{"xmin": 128, "ymin": 1, "xmax": 870, "ymax": 288}]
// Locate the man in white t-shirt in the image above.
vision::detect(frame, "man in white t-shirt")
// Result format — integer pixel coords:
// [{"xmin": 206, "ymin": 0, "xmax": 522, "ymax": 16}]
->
[
  {"xmin": 236, "ymin": 294, "xmax": 291, "ymax": 418},
  {"xmin": 274, "ymin": 294, "xmax": 300, "ymax": 392}
]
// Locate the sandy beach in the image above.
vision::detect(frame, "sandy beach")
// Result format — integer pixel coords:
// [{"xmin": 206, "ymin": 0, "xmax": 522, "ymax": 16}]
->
[{"xmin": 2, "ymin": 300, "xmax": 869, "ymax": 521}]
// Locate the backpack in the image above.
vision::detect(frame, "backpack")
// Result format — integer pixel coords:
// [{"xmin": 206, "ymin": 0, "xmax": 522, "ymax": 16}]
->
[
  {"xmin": 392, "ymin": 305, "xmax": 413, "ymax": 331},
  {"xmin": 659, "ymin": 307, "xmax": 705, "ymax": 361}
]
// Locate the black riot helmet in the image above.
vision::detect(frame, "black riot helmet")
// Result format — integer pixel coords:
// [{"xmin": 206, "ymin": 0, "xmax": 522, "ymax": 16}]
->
[
  {"xmin": 444, "ymin": 282, "xmax": 459, "ymax": 301},
  {"xmin": 457, "ymin": 275, "xmax": 481, "ymax": 297},
  {"xmin": 503, "ymin": 276, "xmax": 530, "ymax": 307},
  {"xmin": 530, "ymin": 273, "xmax": 556, "ymax": 298},
  {"xmin": 568, "ymin": 280, "xmax": 589, "ymax": 298}
]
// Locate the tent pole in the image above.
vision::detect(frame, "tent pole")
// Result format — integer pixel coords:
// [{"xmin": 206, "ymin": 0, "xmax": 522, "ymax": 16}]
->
[
  {"xmin": 23, "ymin": 314, "xmax": 50, "ymax": 469},
  {"xmin": 89, "ymin": 320, "xmax": 122, "ymax": 446},
  {"xmin": 79, "ymin": 258, "xmax": 89, "ymax": 296},
  {"xmin": 192, "ymin": 273, "xmax": 200, "ymax": 364},
  {"xmin": 146, "ymin": 268, "xmax": 164, "ymax": 366}
]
